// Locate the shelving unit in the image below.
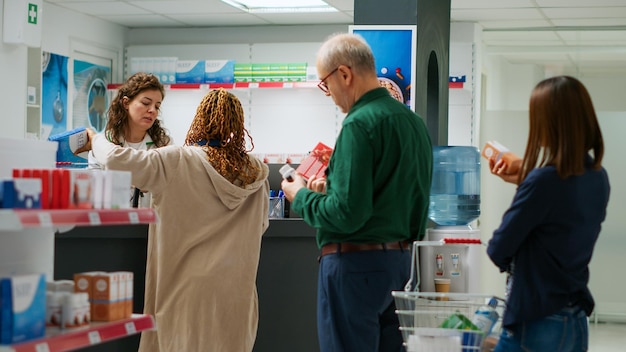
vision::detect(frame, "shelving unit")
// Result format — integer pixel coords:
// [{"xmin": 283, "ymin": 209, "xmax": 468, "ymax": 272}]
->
[
  {"xmin": 107, "ymin": 81, "xmax": 318, "ymax": 90},
  {"xmin": 0, "ymin": 208, "xmax": 158, "ymax": 231},
  {"xmin": 0, "ymin": 208, "xmax": 158, "ymax": 351},
  {"xmin": 0, "ymin": 314, "xmax": 155, "ymax": 352}
]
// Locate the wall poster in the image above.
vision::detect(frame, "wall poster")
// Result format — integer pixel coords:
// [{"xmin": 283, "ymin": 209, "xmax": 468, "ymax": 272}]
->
[
  {"xmin": 349, "ymin": 25, "xmax": 417, "ymax": 111},
  {"xmin": 41, "ymin": 52, "xmax": 69, "ymax": 139},
  {"xmin": 73, "ymin": 60, "xmax": 111, "ymax": 133}
]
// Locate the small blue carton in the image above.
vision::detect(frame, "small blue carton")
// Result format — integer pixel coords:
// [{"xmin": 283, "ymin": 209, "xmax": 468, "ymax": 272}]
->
[
  {"xmin": 175, "ymin": 60, "xmax": 206, "ymax": 83},
  {"xmin": 0, "ymin": 273, "xmax": 47, "ymax": 344},
  {"xmin": 48, "ymin": 126, "xmax": 88, "ymax": 166},
  {"xmin": 204, "ymin": 60, "xmax": 235, "ymax": 83}
]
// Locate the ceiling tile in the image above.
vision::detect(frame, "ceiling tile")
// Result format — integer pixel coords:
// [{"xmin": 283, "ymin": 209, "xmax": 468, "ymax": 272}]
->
[
  {"xmin": 542, "ymin": 7, "xmax": 626, "ymax": 19},
  {"xmin": 451, "ymin": 8, "xmax": 544, "ymax": 21}
]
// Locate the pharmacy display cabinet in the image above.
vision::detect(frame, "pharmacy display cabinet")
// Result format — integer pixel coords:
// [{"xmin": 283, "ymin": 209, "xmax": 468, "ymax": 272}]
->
[{"xmin": 0, "ymin": 209, "xmax": 158, "ymax": 352}]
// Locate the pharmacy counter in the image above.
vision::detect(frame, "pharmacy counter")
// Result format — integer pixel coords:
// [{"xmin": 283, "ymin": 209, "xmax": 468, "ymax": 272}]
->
[{"xmin": 54, "ymin": 218, "xmax": 320, "ymax": 352}]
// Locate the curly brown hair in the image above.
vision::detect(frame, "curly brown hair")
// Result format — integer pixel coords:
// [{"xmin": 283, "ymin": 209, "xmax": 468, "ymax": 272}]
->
[
  {"xmin": 106, "ymin": 72, "xmax": 171, "ymax": 147},
  {"xmin": 184, "ymin": 88, "xmax": 259, "ymax": 187}
]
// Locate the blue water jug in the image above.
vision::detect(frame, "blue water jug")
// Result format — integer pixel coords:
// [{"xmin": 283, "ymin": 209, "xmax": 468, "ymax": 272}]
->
[{"xmin": 428, "ymin": 146, "xmax": 480, "ymax": 226}]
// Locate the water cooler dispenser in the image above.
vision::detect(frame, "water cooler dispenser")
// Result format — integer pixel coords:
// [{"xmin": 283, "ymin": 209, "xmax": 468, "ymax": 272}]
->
[{"xmin": 419, "ymin": 146, "xmax": 482, "ymax": 293}]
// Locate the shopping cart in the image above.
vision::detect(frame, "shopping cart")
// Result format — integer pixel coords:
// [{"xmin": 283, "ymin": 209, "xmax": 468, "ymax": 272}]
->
[{"xmin": 392, "ymin": 239, "xmax": 506, "ymax": 352}]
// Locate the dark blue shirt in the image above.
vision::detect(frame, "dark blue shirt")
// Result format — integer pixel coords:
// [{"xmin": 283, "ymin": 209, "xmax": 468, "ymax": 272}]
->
[{"xmin": 487, "ymin": 157, "xmax": 610, "ymax": 327}]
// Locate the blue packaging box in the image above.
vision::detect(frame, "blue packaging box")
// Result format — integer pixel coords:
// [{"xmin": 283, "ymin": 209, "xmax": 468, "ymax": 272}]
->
[
  {"xmin": 48, "ymin": 126, "xmax": 88, "ymax": 166},
  {"xmin": 204, "ymin": 60, "xmax": 235, "ymax": 83},
  {"xmin": 175, "ymin": 60, "xmax": 206, "ymax": 83},
  {"xmin": 0, "ymin": 273, "xmax": 47, "ymax": 344},
  {"xmin": 0, "ymin": 178, "xmax": 42, "ymax": 209}
]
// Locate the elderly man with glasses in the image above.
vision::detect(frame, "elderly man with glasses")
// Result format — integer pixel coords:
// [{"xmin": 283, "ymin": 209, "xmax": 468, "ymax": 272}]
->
[{"xmin": 281, "ymin": 32, "xmax": 433, "ymax": 352}]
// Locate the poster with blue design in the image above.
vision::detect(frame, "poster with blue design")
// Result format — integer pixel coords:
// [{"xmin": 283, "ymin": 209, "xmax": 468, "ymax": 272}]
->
[
  {"xmin": 41, "ymin": 52, "xmax": 69, "ymax": 139},
  {"xmin": 349, "ymin": 25, "xmax": 416, "ymax": 111},
  {"xmin": 73, "ymin": 60, "xmax": 111, "ymax": 133}
]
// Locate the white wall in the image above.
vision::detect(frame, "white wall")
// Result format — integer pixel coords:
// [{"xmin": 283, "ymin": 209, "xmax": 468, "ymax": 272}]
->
[
  {"xmin": 0, "ymin": 1, "xmax": 127, "ymax": 139},
  {"xmin": 480, "ymin": 58, "xmax": 626, "ymax": 320},
  {"xmin": 0, "ymin": 0, "xmax": 29, "ymax": 138}
]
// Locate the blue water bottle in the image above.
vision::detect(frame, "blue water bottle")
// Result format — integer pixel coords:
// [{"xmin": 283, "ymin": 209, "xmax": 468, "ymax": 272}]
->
[{"xmin": 428, "ymin": 146, "xmax": 481, "ymax": 226}]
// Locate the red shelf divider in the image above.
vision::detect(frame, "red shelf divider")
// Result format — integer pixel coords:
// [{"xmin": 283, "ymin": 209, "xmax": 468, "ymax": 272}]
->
[
  {"xmin": 0, "ymin": 314, "xmax": 155, "ymax": 352},
  {"xmin": 0, "ymin": 209, "xmax": 158, "ymax": 230}
]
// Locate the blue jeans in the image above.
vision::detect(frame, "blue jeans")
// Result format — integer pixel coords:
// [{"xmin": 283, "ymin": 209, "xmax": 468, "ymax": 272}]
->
[
  {"xmin": 494, "ymin": 306, "xmax": 588, "ymax": 352},
  {"xmin": 317, "ymin": 249, "xmax": 411, "ymax": 352}
]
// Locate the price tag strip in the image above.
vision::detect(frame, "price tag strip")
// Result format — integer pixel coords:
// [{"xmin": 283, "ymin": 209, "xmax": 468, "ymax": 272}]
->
[{"xmin": 5, "ymin": 314, "xmax": 155, "ymax": 352}]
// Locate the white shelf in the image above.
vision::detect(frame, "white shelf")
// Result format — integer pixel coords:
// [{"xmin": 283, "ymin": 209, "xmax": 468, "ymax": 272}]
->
[
  {"xmin": 0, "ymin": 208, "xmax": 158, "ymax": 231},
  {"xmin": 0, "ymin": 314, "xmax": 155, "ymax": 352}
]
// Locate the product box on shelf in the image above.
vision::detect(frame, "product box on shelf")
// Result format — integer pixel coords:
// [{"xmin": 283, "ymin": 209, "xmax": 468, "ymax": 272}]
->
[
  {"xmin": 175, "ymin": 60, "xmax": 206, "ymax": 83},
  {"xmin": 0, "ymin": 178, "xmax": 42, "ymax": 209},
  {"xmin": 251, "ymin": 63, "xmax": 272, "ymax": 82},
  {"xmin": 102, "ymin": 170, "xmax": 132, "ymax": 209},
  {"xmin": 296, "ymin": 142, "xmax": 333, "ymax": 180},
  {"xmin": 0, "ymin": 273, "xmax": 47, "ymax": 344},
  {"xmin": 91, "ymin": 273, "xmax": 121, "ymax": 322},
  {"xmin": 47, "ymin": 126, "xmax": 89, "ymax": 167},
  {"xmin": 288, "ymin": 62, "xmax": 308, "ymax": 82},
  {"xmin": 113, "ymin": 271, "xmax": 134, "ymax": 318},
  {"xmin": 269, "ymin": 63, "xmax": 290, "ymax": 82},
  {"xmin": 234, "ymin": 63, "xmax": 253, "ymax": 82},
  {"xmin": 204, "ymin": 60, "xmax": 235, "ymax": 83}
]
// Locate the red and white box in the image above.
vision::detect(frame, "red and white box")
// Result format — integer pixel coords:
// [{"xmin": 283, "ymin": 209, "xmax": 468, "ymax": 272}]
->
[{"xmin": 296, "ymin": 142, "xmax": 333, "ymax": 180}]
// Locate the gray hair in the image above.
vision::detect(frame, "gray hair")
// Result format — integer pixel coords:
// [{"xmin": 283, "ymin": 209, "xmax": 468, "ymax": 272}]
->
[{"xmin": 317, "ymin": 33, "xmax": 376, "ymax": 75}]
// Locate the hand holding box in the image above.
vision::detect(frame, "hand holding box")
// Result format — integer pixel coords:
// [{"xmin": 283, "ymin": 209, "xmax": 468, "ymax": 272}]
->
[
  {"xmin": 296, "ymin": 142, "xmax": 333, "ymax": 180},
  {"xmin": 481, "ymin": 141, "xmax": 521, "ymax": 167}
]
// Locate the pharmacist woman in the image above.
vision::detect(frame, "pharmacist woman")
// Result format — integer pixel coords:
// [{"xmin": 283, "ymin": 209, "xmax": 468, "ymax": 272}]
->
[
  {"xmin": 487, "ymin": 75, "xmax": 610, "ymax": 351},
  {"xmin": 82, "ymin": 72, "xmax": 172, "ymax": 207}
]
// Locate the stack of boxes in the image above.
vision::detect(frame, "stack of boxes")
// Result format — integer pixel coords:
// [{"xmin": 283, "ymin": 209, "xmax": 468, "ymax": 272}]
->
[
  {"xmin": 127, "ymin": 57, "xmax": 309, "ymax": 84},
  {"xmin": 73, "ymin": 271, "xmax": 134, "ymax": 322},
  {"xmin": 1, "ymin": 168, "xmax": 132, "ymax": 210}
]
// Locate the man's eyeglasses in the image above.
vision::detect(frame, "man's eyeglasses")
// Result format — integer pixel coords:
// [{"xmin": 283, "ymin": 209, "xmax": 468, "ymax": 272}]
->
[{"xmin": 317, "ymin": 67, "xmax": 340, "ymax": 94}]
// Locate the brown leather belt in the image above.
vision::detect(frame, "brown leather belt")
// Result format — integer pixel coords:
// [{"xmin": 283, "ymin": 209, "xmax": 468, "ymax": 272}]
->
[{"xmin": 320, "ymin": 241, "xmax": 410, "ymax": 258}]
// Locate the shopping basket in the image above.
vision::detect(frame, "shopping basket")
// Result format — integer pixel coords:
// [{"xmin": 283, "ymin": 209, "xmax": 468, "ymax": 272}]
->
[{"xmin": 392, "ymin": 239, "xmax": 505, "ymax": 352}]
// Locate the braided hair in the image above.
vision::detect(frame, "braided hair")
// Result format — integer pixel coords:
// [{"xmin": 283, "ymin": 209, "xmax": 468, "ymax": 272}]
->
[
  {"xmin": 185, "ymin": 88, "xmax": 259, "ymax": 187},
  {"xmin": 106, "ymin": 72, "xmax": 171, "ymax": 147}
]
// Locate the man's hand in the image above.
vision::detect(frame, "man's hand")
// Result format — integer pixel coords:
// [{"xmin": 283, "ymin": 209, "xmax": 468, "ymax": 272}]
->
[
  {"xmin": 280, "ymin": 172, "xmax": 307, "ymax": 202},
  {"xmin": 307, "ymin": 175, "xmax": 327, "ymax": 194}
]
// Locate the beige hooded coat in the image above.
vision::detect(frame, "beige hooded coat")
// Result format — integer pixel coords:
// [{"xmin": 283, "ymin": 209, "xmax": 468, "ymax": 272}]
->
[{"xmin": 91, "ymin": 134, "xmax": 270, "ymax": 352}]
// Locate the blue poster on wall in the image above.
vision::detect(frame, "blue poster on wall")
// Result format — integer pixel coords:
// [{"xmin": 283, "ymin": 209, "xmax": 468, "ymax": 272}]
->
[
  {"xmin": 350, "ymin": 25, "xmax": 416, "ymax": 111},
  {"xmin": 41, "ymin": 52, "xmax": 69, "ymax": 139},
  {"xmin": 73, "ymin": 60, "xmax": 111, "ymax": 133}
]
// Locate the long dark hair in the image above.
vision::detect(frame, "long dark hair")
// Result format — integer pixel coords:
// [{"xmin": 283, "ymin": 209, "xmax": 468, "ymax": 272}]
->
[{"xmin": 520, "ymin": 75, "xmax": 604, "ymax": 182}]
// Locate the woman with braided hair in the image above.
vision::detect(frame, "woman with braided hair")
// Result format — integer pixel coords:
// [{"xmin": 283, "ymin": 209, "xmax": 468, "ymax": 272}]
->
[{"xmin": 84, "ymin": 88, "xmax": 270, "ymax": 352}]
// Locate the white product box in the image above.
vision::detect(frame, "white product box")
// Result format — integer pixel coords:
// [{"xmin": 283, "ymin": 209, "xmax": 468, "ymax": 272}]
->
[{"xmin": 102, "ymin": 170, "xmax": 132, "ymax": 209}]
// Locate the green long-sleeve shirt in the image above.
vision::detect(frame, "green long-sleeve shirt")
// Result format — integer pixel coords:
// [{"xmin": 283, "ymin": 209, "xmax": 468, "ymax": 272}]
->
[{"xmin": 291, "ymin": 88, "xmax": 433, "ymax": 248}]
